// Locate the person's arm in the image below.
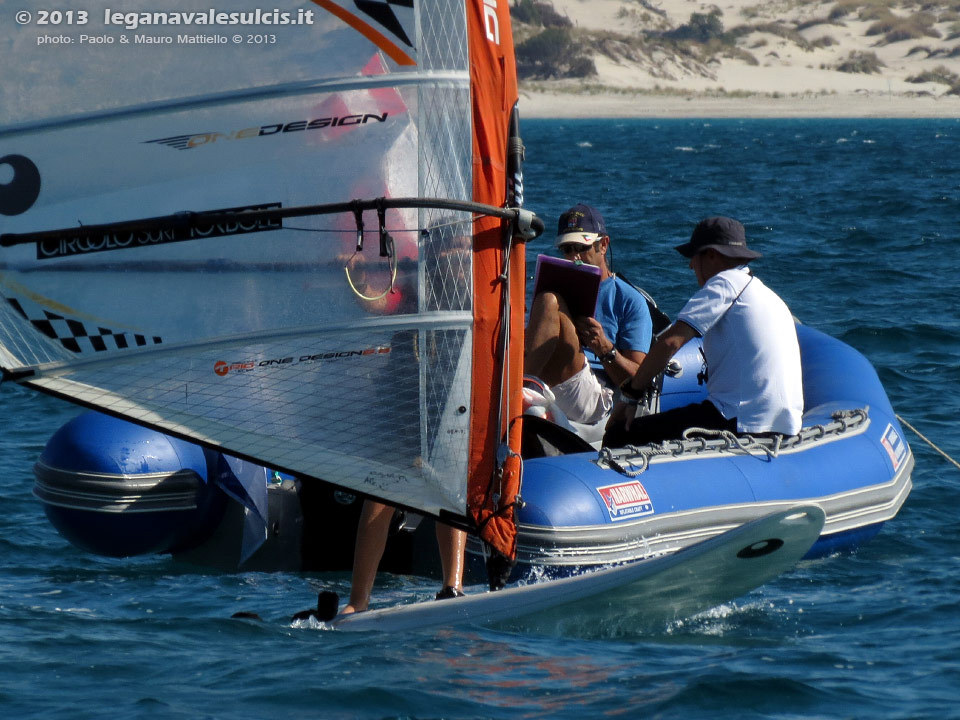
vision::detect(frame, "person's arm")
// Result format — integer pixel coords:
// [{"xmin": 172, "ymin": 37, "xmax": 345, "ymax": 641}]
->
[
  {"xmin": 606, "ymin": 347, "xmax": 646, "ymax": 386},
  {"xmin": 622, "ymin": 321, "xmax": 697, "ymax": 396},
  {"xmin": 573, "ymin": 316, "xmax": 644, "ymax": 385},
  {"xmin": 605, "ymin": 321, "xmax": 697, "ymax": 434}
]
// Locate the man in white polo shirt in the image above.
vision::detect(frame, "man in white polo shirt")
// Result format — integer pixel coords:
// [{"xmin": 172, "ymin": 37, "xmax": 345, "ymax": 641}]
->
[{"xmin": 604, "ymin": 216, "xmax": 803, "ymax": 447}]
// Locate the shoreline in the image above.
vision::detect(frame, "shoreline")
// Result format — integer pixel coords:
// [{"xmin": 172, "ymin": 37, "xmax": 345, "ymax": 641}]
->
[{"xmin": 518, "ymin": 89, "xmax": 960, "ymax": 119}]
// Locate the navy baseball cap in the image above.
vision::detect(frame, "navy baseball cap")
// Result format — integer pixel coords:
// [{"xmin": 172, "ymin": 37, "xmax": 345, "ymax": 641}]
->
[
  {"xmin": 555, "ymin": 204, "xmax": 607, "ymax": 247},
  {"xmin": 675, "ymin": 216, "xmax": 762, "ymax": 260}
]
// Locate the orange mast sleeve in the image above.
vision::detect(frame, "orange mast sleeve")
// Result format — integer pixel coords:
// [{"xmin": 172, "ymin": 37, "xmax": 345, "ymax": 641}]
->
[{"xmin": 466, "ymin": 0, "xmax": 525, "ymax": 563}]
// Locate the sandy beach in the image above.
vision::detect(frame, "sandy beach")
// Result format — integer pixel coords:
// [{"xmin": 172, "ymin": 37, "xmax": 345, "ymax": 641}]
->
[
  {"xmin": 520, "ymin": 88, "xmax": 958, "ymax": 117},
  {"xmin": 516, "ymin": 0, "xmax": 960, "ymax": 118}
]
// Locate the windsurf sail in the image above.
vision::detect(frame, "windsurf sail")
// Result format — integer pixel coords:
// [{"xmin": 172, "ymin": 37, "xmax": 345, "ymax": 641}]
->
[{"xmin": 0, "ymin": 1, "xmax": 532, "ymax": 565}]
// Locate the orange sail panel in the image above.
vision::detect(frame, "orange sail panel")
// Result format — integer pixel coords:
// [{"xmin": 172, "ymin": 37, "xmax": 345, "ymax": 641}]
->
[{"xmin": 466, "ymin": 0, "xmax": 524, "ymax": 561}]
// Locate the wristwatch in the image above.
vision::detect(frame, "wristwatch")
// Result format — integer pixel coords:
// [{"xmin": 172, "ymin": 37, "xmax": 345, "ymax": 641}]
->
[{"xmin": 600, "ymin": 346, "xmax": 618, "ymax": 363}]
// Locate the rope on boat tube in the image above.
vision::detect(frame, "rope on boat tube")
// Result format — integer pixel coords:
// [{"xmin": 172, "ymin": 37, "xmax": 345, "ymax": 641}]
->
[
  {"xmin": 599, "ymin": 408, "xmax": 869, "ymax": 478},
  {"xmin": 896, "ymin": 413, "xmax": 960, "ymax": 472}
]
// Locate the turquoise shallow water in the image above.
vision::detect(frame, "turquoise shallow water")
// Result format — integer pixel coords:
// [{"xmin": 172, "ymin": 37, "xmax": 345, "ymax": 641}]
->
[{"xmin": 2, "ymin": 118, "xmax": 959, "ymax": 718}]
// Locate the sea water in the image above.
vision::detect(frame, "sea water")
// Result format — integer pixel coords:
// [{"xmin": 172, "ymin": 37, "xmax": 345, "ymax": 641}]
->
[{"xmin": 2, "ymin": 118, "xmax": 959, "ymax": 718}]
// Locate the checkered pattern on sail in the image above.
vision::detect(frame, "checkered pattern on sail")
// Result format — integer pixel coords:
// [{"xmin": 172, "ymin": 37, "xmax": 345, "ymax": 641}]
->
[
  {"xmin": 0, "ymin": 294, "xmax": 74, "ymax": 369},
  {"xmin": 5, "ymin": 298, "xmax": 162, "ymax": 355}
]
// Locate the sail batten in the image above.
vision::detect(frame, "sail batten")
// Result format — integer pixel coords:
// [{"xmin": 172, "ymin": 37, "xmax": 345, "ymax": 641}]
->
[
  {"xmin": 7, "ymin": 312, "xmax": 474, "ymax": 380},
  {"xmin": 0, "ymin": 73, "xmax": 469, "ymax": 141}
]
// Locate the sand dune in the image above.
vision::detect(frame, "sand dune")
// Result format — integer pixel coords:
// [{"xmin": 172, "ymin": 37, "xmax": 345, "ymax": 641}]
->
[{"xmin": 516, "ymin": 0, "xmax": 960, "ymax": 117}]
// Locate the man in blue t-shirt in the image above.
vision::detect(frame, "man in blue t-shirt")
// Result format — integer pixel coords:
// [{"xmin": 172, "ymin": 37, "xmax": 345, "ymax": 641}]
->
[{"xmin": 525, "ymin": 204, "xmax": 654, "ymax": 425}]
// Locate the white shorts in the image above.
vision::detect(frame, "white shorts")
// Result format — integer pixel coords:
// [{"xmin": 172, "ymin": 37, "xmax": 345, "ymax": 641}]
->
[{"xmin": 551, "ymin": 362, "xmax": 614, "ymax": 425}]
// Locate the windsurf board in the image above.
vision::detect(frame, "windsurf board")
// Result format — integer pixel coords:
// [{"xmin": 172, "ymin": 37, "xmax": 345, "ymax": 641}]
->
[{"xmin": 328, "ymin": 505, "xmax": 825, "ymax": 634}]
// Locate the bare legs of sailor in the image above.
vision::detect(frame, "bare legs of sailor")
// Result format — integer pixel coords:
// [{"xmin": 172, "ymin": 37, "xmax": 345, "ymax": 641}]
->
[
  {"xmin": 342, "ymin": 500, "xmax": 393, "ymax": 614},
  {"xmin": 435, "ymin": 521, "xmax": 466, "ymax": 598},
  {"xmin": 341, "ymin": 500, "xmax": 466, "ymax": 614},
  {"xmin": 524, "ymin": 291, "xmax": 584, "ymax": 387}
]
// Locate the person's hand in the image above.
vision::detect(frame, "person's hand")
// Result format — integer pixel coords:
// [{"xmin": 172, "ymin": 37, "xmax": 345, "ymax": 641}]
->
[
  {"xmin": 573, "ymin": 316, "xmax": 608, "ymax": 356},
  {"xmin": 606, "ymin": 400, "xmax": 638, "ymax": 432}
]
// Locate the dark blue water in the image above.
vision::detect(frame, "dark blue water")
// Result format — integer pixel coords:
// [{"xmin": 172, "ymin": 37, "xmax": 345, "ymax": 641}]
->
[{"xmin": 3, "ymin": 119, "xmax": 959, "ymax": 718}]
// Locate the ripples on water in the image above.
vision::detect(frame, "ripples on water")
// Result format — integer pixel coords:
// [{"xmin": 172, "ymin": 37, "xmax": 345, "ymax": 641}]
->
[{"xmin": 2, "ymin": 119, "xmax": 959, "ymax": 718}]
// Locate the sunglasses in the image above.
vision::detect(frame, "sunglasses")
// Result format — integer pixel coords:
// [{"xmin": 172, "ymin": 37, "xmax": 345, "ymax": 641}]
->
[{"xmin": 560, "ymin": 241, "xmax": 599, "ymax": 256}]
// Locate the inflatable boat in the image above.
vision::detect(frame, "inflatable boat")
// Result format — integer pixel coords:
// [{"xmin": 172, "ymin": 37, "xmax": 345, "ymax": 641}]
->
[
  {"xmin": 32, "ymin": 322, "xmax": 912, "ymax": 575},
  {"xmin": 505, "ymin": 322, "xmax": 912, "ymax": 573}
]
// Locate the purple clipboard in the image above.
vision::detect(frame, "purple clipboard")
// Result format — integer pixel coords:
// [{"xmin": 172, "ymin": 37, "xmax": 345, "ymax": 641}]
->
[{"xmin": 532, "ymin": 254, "xmax": 602, "ymax": 318}]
